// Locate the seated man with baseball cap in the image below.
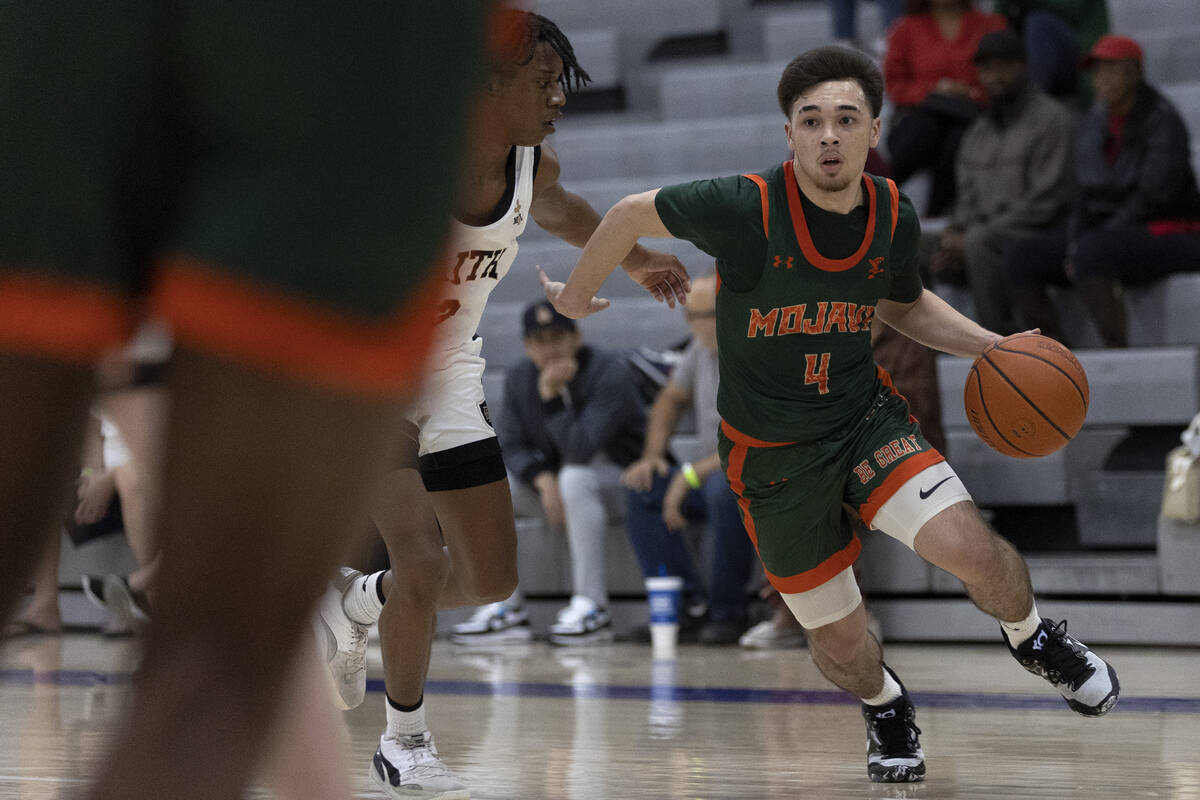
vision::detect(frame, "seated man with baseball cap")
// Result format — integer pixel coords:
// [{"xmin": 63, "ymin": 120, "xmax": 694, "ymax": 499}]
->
[
  {"xmin": 452, "ymin": 299, "xmax": 669, "ymax": 645},
  {"xmin": 1004, "ymin": 34, "xmax": 1200, "ymax": 348}
]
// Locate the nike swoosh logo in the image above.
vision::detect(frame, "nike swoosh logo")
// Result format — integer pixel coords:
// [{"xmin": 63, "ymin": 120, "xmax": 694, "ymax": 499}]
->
[{"xmin": 918, "ymin": 476, "xmax": 953, "ymax": 500}]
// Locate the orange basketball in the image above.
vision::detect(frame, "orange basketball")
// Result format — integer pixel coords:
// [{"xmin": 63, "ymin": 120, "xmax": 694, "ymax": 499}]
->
[{"xmin": 963, "ymin": 333, "xmax": 1089, "ymax": 458}]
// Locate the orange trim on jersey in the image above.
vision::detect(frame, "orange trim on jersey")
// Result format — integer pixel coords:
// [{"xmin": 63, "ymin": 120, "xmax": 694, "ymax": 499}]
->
[
  {"xmin": 783, "ymin": 160, "xmax": 878, "ymax": 273},
  {"xmin": 886, "ymin": 178, "xmax": 900, "ymax": 239},
  {"xmin": 766, "ymin": 534, "xmax": 862, "ymax": 594},
  {"xmin": 720, "ymin": 419, "xmax": 795, "ymax": 449},
  {"xmin": 150, "ymin": 256, "xmax": 441, "ymax": 397},
  {"xmin": 0, "ymin": 271, "xmax": 133, "ymax": 363},
  {"xmin": 742, "ymin": 173, "xmax": 770, "ymax": 238},
  {"xmin": 724, "ymin": 440, "xmax": 756, "ymax": 545},
  {"xmin": 857, "ymin": 449, "xmax": 946, "ymax": 525}
]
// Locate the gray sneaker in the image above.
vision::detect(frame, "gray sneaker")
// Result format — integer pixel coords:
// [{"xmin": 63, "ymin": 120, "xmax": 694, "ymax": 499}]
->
[{"xmin": 315, "ymin": 567, "xmax": 369, "ymax": 710}]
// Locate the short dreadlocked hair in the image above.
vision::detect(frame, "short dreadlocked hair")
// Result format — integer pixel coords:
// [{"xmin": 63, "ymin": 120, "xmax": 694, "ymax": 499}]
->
[{"xmin": 490, "ymin": 9, "xmax": 591, "ymax": 93}]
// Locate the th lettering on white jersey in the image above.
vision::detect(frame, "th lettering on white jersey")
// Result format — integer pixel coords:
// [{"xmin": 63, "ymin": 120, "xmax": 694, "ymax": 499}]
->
[{"xmin": 433, "ymin": 145, "xmax": 535, "ymax": 350}]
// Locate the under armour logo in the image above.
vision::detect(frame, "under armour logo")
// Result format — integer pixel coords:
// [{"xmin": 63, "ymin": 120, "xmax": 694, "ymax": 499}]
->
[
  {"xmin": 772, "ymin": 255, "xmax": 795, "ymax": 270},
  {"xmin": 867, "ymin": 256, "xmax": 885, "ymax": 279},
  {"xmin": 1032, "ymin": 630, "xmax": 1048, "ymax": 651}
]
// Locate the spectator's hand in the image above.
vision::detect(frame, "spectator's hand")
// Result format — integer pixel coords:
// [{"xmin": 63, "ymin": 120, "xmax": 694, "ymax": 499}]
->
[
  {"xmin": 537, "ymin": 357, "xmax": 578, "ymax": 401},
  {"xmin": 621, "ymin": 456, "xmax": 670, "ymax": 492},
  {"xmin": 75, "ymin": 470, "xmax": 116, "ymax": 525},
  {"xmin": 661, "ymin": 472, "xmax": 690, "ymax": 531},
  {"xmin": 539, "ymin": 267, "xmax": 609, "ymax": 319},
  {"xmin": 539, "ymin": 483, "xmax": 566, "ymax": 529},
  {"xmin": 934, "ymin": 78, "xmax": 973, "ymax": 97},
  {"xmin": 940, "ymin": 228, "xmax": 964, "ymax": 255},
  {"xmin": 622, "ymin": 248, "xmax": 691, "ymax": 308}
]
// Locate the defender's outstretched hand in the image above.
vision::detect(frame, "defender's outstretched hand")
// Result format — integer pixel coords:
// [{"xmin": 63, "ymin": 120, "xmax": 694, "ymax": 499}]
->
[
  {"xmin": 623, "ymin": 249, "xmax": 691, "ymax": 308},
  {"xmin": 539, "ymin": 267, "xmax": 610, "ymax": 319}
]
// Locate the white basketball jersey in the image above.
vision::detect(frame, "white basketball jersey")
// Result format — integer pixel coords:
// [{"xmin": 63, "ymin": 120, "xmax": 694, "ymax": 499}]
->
[{"xmin": 432, "ymin": 145, "xmax": 536, "ymax": 350}]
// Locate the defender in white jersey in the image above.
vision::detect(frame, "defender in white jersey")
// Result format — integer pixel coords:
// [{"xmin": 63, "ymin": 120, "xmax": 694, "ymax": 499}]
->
[{"xmin": 313, "ymin": 11, "xmax": 691, "ymax": 800}]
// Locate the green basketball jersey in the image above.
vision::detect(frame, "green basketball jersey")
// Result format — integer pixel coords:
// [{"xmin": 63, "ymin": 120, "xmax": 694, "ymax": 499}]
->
[{"xmin": 656, "ymin": 161, "xmax": 923, "ymax": 444}]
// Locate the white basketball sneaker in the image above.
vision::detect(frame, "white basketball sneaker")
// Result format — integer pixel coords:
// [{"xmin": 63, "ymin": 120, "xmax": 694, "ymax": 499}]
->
[
  {"xmin": 548, "ymin": 595, "xmax": 613, "ymax": 646},
  {"xmin": 370, "ymin": 731, "xmax": 469, "ymax": 800},
  {"xmin": 450, "ymin": 601, "xmax": 533, "ymax": 645},
  {"xmin": 314, "ymin": 567, "xmax": 369, "ymax": 710}
]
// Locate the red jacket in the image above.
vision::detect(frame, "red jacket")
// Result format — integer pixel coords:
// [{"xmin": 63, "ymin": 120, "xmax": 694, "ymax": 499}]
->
[{"xmin": 883, "ymin": 10, "xmax": 1007, "ymax": 108}]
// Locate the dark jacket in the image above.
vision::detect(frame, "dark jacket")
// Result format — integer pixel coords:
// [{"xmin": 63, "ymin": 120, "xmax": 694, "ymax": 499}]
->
[
  {"xmin": 497, "ymin": 344, "xmax": 646, "ymax": 487},
  {"xmin": 1071, "ymin": 82, "xmax": 1200, "ymax": 240}
]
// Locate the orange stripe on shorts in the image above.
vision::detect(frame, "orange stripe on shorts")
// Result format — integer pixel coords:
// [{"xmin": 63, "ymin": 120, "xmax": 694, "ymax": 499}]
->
[
  {"xmin": 150, "ymin": 256, "xmax": 442, "ymax": 398},
  {"xmin": 766, "ymin": 535, "xmax": 862, "ymax": 595},
  {"xmin": 0, "ymin": 271, "xmax": 133, "ymax": 363}
]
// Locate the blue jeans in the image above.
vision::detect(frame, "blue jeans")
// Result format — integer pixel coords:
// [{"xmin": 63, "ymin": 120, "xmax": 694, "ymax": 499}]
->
[{"xmin": 625, "ymin": 468, "xmax": 756, "ymax": 623}]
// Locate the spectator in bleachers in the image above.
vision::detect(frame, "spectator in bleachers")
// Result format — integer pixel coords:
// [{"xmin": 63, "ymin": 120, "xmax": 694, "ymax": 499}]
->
[
  {"xmin": 1006, "ymin": 34, "xmax": 1200, "ymax": 348},
  {"xmin": 829, "ymin": 0, "xmax": 903, "ymax": 53},
  {"xmin": 883, "ymin": 0, "xmax": 1007, "ymax": 216},
  {"xmin": 931, "ymin": 30, "xmax": 1075, "ymax": 334},
  {"xmin": 622, "ymin": 275, "xmax": 757, "ymax": 645},
  {"xmin": 453, "ymin": 299, "xmax": 649, "ymax": 645},
  {"xmin": 991, "ymin": 0, "xmax": 1109, "ymax": 104}
]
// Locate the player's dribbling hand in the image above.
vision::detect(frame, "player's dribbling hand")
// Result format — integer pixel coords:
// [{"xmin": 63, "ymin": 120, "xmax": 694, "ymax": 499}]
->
[
  {"xmin": 539, "ymin": 267, "xmax": 609, "ymax": 318},
  {"xmin": 622, "ymin": 249, "xmax": 691, "ymax": 308}
]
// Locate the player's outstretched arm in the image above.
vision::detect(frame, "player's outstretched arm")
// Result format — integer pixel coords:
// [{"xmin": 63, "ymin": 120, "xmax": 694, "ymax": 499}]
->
[
  {"xmin": 532, "ymin": 145, "xmax": 688, "ymax": 307},
  {"xmin": 550, "ymin": 190, "xmax": 676, "ymax": 319},
  {"xmin": 875, "ymin": 289, "xmax": 1005, "ymax": 359}
]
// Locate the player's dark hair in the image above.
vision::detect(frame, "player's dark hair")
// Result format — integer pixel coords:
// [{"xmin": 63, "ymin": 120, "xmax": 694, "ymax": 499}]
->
[
  {"xmin": 776, "ymin": 46, "xmax": 884, "ymax": 119},
  {"xmin": 904, "ymin": 0, "xmax": 973, "ymax": 14},
  {"xmin": 491, "ymin": 9, "xmax": 591, "ymax": 93}
]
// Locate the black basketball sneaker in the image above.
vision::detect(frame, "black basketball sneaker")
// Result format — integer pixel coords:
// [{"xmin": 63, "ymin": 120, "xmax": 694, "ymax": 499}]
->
[
  {"xmin": 861, "ymin": 665, "xmax": 925, "ymax": 783},
  {"xmin": 1007, "ymin": 618, "xmax": 1120, "ymax": 716}
]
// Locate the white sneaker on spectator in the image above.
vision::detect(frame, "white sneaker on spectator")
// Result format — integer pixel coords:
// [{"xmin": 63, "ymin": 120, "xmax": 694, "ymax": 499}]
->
[
  {"xmin": 369, "ymin": 731, "xmax": 469, "ymax": 800},
  {"xmin": 450, "ymin": 601, "xmax": 532, "ymax": 645},
  {"xmin": 739, "ymin": 618, "xmax": 806, "ymax": 650},
  {"xmin": 548, "ymin": 595, "xmax": 613, "ymax": 646},
  {"xmin": 315, "ymin": 567, "xmax": 369, "ymax": 710}
]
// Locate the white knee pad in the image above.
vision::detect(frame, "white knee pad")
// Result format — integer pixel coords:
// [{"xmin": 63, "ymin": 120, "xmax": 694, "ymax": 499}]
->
[
  {"xmin": 781, "ymin": 566, "xmax": 862, "ymax": 629},
  {"xmin": 869, "ymin": 460, "xmax": 972, "ymax": 550}
]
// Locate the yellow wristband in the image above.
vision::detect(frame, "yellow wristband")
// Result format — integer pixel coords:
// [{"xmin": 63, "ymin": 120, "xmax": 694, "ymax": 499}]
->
[
  {"xmin": 681, "ymin": 462, "xmax": 701, "ymax": 490},
  {"xmin": 80, "ymin": 468, "xmax": 98, "ymax": 479}
]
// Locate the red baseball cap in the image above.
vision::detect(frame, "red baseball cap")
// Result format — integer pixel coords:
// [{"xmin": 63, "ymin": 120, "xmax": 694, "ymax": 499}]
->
[{"xmin": 1083, "ymin": 34, "xmax": 1144, "ymax": 67}]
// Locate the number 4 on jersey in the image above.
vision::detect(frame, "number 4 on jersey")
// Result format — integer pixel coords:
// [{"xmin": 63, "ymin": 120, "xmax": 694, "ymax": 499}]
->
[{"xmin": 805, "ymin": 352, "xmax": 831, "ymax": 394}]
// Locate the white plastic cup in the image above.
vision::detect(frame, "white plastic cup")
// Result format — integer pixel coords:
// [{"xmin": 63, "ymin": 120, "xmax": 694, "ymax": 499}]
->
[{"xmin": 644, "ymin": 575, "xmax": 683, "ymax": 660}]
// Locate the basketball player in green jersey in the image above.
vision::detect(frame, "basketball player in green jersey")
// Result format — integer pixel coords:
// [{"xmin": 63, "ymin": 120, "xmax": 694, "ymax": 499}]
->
[{"xmin": 544, "ymin": 46, "xmax": 1119, "ymax": 784}]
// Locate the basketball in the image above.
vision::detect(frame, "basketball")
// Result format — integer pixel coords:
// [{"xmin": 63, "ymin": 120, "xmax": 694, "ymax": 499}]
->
[{"xmin": 963, "ymin": 333, "xmax": 1089, "ymax": 458}]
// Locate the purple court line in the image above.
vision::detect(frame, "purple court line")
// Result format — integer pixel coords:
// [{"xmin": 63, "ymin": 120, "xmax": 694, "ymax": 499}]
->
[{"xmin": 3, "ymin": 669, "xmax": 1195, "ymax": 714}]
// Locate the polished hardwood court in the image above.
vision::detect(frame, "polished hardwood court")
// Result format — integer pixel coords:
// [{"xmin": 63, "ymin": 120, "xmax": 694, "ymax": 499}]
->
[{"xmin": 2, "ymin": 634, "xmax": 1199, "ymax": 799}]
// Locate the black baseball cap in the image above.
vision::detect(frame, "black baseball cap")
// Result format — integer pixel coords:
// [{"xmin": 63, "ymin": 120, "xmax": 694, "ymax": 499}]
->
[
  {"xmin": 522, "ymin": 299, "xmax": 576, "ymax": 337},
  {"xmin": 973, "ymin": 30, "xmax": 1026, "ymax": 64}
]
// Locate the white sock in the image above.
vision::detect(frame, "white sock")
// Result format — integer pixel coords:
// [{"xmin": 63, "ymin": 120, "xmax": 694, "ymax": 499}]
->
[
  {"xmin": 860, "ymin": 666, "xmax": 903, "ymax": 707},
  {"xmin": 1000, "ymin": 601, "xmax": 1042, "ymax": 647},
  {"xmin": 386, "ymin": 694, "xmax": 427, "ymax": 739},
  {"xmin": 343, "ymin": 571, "xmax": 386, "ymax": 626}
]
